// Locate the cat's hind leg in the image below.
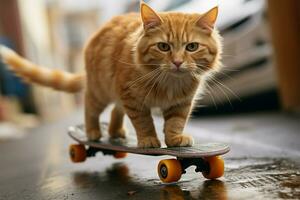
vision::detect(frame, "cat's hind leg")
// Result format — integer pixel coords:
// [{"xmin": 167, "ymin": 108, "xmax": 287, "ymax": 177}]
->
[
  {"xmin": 108, "ymin": 104, "xmax": 126, "ymax": 138},
  {"xmin": 85, "ymin": 91, "xmax": 107, "ymax": 141}
]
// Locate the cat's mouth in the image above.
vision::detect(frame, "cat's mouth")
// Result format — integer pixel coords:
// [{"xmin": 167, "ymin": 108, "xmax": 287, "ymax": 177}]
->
[
  {"xmin": 167, "ymin": 68, "xmax": 191, "ymax": 77},
  {"xmin": 171, "ymin": 68, "xmax": 186, "ymax": 73}
]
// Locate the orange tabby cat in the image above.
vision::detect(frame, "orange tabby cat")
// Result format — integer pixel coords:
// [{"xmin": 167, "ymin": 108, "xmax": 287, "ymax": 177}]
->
[{"xmin": 0, "ymin": 3, "xmax": 222, "ymax": 147}]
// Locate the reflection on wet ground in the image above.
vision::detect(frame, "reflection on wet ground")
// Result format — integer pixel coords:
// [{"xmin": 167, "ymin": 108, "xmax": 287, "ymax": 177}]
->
[
  {"xmin": 0, "ymin": 155, "xmax": 299, "ymax": 199},
  {"xmin": 67, "ymin": 158, "xmax": 299, "ymax": 200},
  {"xmin": 0, "ymin": 112, "xmax": 299, "ymax": 200},
  {"xmin": 226, "ymin": 158, "xmax": 300, "ymax": 200},
  {"xmin": 70, "ymin": 163, "xmax": 226, "ymax": 200}
]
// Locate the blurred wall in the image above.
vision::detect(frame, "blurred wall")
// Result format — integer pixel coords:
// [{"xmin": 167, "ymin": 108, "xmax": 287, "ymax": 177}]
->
[
  {"xmin": 268, "ymin": 0, "xmax": 300, "ymax": 112},
  {"xmin": 0, "ymin": 0, "xmax": 24, "ymax": 55}
]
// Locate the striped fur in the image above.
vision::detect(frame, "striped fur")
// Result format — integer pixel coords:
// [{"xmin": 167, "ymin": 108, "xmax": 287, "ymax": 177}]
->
[
  {"xmin": 0, "ymin": 45, "xmax": 84, "ymax": 93},
  {"xmin": 81, "ymin": 4, "xmax": 221, "ymax": 147},
  {"xmin": 0, "ymin": 3, "xmax": 222, "ymax": 148}
]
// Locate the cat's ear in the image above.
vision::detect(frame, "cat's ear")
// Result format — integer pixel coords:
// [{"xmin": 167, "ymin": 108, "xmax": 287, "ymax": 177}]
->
[
  {"xmin": 140, "ymin": 2, "xmax": 162, "ymax": 29},
  {"xmin": 196, "ymin": 6, "xmax": 218, "ymax": 34}
]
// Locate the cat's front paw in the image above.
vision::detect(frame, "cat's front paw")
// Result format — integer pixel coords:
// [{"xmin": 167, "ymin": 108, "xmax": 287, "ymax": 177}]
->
[
  {"xmin": 86, "ymin": 129, "xmax": 101, "ymax": 141},
  {"xmin": 138, "ymin": 136, "xmax": 161, "ymax": 148},
  {"xmin": 165, "ymin": 134, "xmax": 194, "ymax": 147}
]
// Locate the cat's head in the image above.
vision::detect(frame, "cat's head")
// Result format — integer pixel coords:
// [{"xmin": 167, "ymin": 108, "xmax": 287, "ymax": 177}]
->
[{"xmin": 135, "ymin": 2, "xmax": 222, "ymax": 79}]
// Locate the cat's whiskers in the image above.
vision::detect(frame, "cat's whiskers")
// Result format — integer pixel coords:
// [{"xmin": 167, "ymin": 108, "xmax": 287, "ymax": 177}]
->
[
  {"xmin": 184, "ymin": 63, "xmax": 205, "ymax": 75},
  {"xmin": 127, "ymin": 63, "xmax": 170, "ymax": 90},
  {"xmin": 154, "ymin": 71, "xmax": 167, "ymax": 97},
  {"xmin": 204, "ymin": 80, "xmax": 218, "ymax": 109},
  {"xmin": 197, "ymin": 65, "xmax": 240, "ymax": 101},
  {"xmin": 141, "ymin": 70, "xmax": 163, "ymax": 109},
  {"xmin": 127, "ymin": 68, "xmax": 161, "ymax": 89},
  {"xmin": 195, "ymin": 67, "xmax": 240, "ymax": 107},
  {"xmin": 190, "ymin": 71, "xmax": 200, "ymax": 81},
  {"xmin": 142, "ymin": 69, "xmax": 162, "ymax": 89},
  {"xmin": 190, "ymin": 71, "xmax": 217, "ymax": 109},
  {"xmin": 193, "ymin": 63, "xmax": 235, "ymax": 81},
  {"xmin": 210, "ymin": 75, "xmax": 241, "ymax": 101},
  {"xmin": 188, "ymin": 62, "xmax": 240, "ymax": 107}
]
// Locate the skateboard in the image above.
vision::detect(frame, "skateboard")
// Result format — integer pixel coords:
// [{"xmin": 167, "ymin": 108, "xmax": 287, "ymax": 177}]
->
[{"xmin": 68, "ymin": 123, "xmax": 230, "ymax": 183}]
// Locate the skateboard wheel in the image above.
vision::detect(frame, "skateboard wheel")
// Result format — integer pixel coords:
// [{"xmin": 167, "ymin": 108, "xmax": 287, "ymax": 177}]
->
[
  {"xmin": 69, "ymin": 144, "xmax": 86, "ymax": 163},
  {"xmin": 113, "ymin": 152, "xmax": 127, "ymax": 159},
  {"xmin": 202, "ymin": 156, "xmax": 224, "ymax": 179},
  {"xmin": 157, "ymin": 159, "xmax": 182, "ymax": 183}
]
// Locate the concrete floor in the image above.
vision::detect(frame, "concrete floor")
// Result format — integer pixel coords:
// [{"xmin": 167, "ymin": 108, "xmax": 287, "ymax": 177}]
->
[{"xmin": 0, "ymin": 111, "xmax": 299, "ymax": 200}]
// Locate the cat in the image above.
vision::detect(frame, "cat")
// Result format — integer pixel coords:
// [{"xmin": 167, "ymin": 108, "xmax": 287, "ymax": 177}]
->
[{"xmin": 0, "ymin": 2, "xmax": 222, "ymax": 148}]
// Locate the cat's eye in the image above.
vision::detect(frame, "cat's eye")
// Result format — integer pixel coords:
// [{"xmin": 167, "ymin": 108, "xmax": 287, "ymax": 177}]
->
[
  {"xmin": 186, "ymin": 43, "xmax": 199, "ymax": 52},
  {"xmin": 157, "ymin": 42, "xmax": 171, "ymax": 52}
]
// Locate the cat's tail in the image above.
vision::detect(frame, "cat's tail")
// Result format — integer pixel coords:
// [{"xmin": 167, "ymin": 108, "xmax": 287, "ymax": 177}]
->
[{"xmin": 0, "ymin": 45, "xmax": 85, "ymax": 93}]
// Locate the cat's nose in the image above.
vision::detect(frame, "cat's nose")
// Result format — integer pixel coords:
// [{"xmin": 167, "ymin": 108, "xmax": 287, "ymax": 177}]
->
[{"xmin": 172, "ymin": 61, "xmax": 183, "ymax": 68}]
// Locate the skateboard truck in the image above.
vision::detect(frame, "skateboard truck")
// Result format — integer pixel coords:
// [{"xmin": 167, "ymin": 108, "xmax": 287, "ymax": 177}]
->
[
  {"xmin": 157, "ymin": 158, "xmax": 209, "ymax": 180},
  {"xmin": 69, "ymin": 145, "xmax": 128, "ymax": 162},
  {"xmin": 177, "ymin": 157, "xmax": 209, "ymax": 174},
  {"xmin": 86, "ymin": 146, "xmax": 116, "ymax": 157}
]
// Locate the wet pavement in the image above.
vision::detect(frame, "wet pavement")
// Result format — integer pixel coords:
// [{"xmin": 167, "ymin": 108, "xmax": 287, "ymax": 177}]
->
[{"xmin": 0, "ymin": 111, "xmax": 299, "ymax": 200}]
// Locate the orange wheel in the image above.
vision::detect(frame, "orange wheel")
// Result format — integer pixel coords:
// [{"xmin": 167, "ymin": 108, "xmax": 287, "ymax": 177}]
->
[
  {"xmin": 202, "ymin": 156, "xmax": 224, "ymax": 179},
  {"xmin": 69, "ymin": 144, "xmax": 86, "ymax": 163},
  {"xmin": 157, "ymin": 159, "xmax": 182, "ymax": 183},
  {"xmin": 113, "ymin": 152, "xmax": 127, "ymax": 159}
]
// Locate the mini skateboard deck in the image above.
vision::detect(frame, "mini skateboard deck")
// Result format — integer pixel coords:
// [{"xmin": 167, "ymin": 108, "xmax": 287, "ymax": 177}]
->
[{"xmin": 68, "ymin": 123, "xmax": 230, "ymax": 183}]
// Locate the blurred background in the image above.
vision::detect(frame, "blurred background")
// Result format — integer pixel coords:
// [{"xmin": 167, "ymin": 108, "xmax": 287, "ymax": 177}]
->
[
  {"xmin": 0, "ymin": 0, "xmax": 299, "ymax": 138},
  {"xmin": 1, "ymin": 1, "xmax": 300, "ymax": 199}
]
